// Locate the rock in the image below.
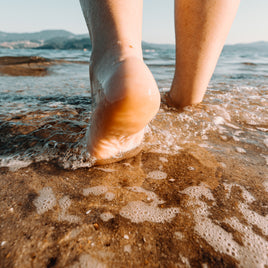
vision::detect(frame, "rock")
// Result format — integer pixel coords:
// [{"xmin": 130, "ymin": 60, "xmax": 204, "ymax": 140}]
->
[{"xmin": 0, "ymin": 56, "xmax": 51, "ymax": 76}]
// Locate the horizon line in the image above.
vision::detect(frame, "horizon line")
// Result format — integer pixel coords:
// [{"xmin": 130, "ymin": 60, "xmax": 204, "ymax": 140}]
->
[{"xmin": 1, "ymin": 29, "xmax": 267, "ymax": 46}]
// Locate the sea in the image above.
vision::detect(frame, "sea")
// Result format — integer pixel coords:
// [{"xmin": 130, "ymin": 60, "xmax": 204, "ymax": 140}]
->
[{"xmin": 0, "ymin": 43, "xmax": 267, "ymax": 170}]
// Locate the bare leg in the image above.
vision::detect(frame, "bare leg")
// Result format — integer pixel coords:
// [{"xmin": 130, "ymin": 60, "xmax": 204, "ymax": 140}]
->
[
  {"xmin": 168, "ymin": 0, "xmax": 240, "ymax": 108},
  {"xmin": 80, "ymin": 0, "xmax": 160, "ymax": 163}
]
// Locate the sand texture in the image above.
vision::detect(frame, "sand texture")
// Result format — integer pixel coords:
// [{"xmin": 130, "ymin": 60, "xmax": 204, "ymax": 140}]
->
[{"xmin": 0, "ymin": 145, "xmax": 267, "ymax": 267}]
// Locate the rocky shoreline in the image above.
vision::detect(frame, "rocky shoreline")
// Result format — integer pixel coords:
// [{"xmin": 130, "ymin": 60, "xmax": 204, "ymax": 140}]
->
[
  {"xmin": 0, "ymin": 56, "xmax": 88, "ymax": 76},
  {"xmin": 0, "ymin": 56, "xmax": 52, "ymax": 76}
]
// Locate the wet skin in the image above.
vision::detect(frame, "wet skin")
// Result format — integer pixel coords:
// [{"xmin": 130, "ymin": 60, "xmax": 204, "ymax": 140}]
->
[{"xmin": 88, "ymin": 53, "xmax": 160, "ymax": 163}]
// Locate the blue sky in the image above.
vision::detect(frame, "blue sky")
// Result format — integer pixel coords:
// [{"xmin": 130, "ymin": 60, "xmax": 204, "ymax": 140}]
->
[{"xmin": 1, "ymin": 0, "xmax": 268, "ymax": 44}]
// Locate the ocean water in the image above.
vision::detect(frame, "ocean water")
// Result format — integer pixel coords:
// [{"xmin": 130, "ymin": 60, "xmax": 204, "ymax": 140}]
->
[{"xmin": 0, "ymin": 44, "xmax": 267, "ymax": 170}]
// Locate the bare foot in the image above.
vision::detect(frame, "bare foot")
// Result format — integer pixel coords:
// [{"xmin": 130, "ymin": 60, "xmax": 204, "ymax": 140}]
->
[{"xmin": 87, "ymin": 50, "xmax": 160, "ymax": 164}]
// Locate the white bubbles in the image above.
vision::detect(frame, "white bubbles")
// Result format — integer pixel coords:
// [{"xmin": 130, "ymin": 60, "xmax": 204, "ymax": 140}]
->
[
  {"xmin": 100, "ymin": 212, "xmax": 114, "ymax": 222},
  {"xmin": 238, "ymin": 203, "xmax": 268, "ymax": 236},
  {"xmin": 181, "ymin": 185, "xmax": 215, "ymax": 202},
  {"xmin": 59, "ymin": 196, "xmax": 71, "ymax": 211},
  {"xmin": 147, "ymin": 171, "xmax": 167, "ymax": 180},
  {"xmin": 33, "ymin": 187, "xmax": 56, "ymax": 215},
  {"xmin": 120, "ymin": 186, "xmax": 180, "ymax": 223},
  {"xmin": 194, "ymin": 213, "xmax": 239, "ymax": 260},
  {"xmin": 120, "ymin": 201, "xmax": 180, "ymax": 223},
  {"xmin": 105, "ymin": 192, "xmax": 115, "ymax": 201},
  {"xmin": 240, "ymin": 188, "xmax": 256, "ymax": 203},
  {"xmin": 83, "ymin": 186, "xmax": 108, "ymax": 197},
  {"xmin": 223, "ymin": 183, "xmax": 232, "ymax": 199},
  {"xmin": 183, "ymin": 184, "xmax": 268, "ymax": 267},
  {"xmin": 58, "ymin": 196, "xmax": 80, "ymax": 223},
  {"xmin": 225, "ymin": 217, "xmax": 268, "ymax": 267},
  {"xmin": 58, "ymin": 212, "xmax": 80, "ymax": 224},
  {"xmin": 71, "ymin": 254, "xmax": 105, "ymax": 268},
  {"xmin": 83, "ymin": 186, "xmax": 116, "ymax": 202},
  {"xmin": 0, "ymin": 158, "xmax": 32, "ymax": 172},
  {"xmin": 126, "ymin": 186, "xmax": 163, "ymax": 204},
  {"xmin": 33, "ymin": 188, "xmax": 79, "ymax": 223}
]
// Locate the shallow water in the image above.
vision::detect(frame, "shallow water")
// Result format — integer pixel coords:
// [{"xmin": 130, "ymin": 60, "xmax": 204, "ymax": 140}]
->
[
  {"xmin": 0, "ymin": 44, "xmax": 267, "ymax": 170},
  {"xmin": 0, "ymin": 44, "xmax": 268, "ymax": 267}
]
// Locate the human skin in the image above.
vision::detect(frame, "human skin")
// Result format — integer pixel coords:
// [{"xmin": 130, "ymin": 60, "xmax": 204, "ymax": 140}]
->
[
  {"xmin": 79, "ymin": 0, "xmax": 239, "ymax": 163},
  {"xmin": 168, "ymin": 0, "xmax": 240, "ymax": 108},
  {"xmin": 79, "ymin": 0, "xmax": 161, "ymax": 163}
]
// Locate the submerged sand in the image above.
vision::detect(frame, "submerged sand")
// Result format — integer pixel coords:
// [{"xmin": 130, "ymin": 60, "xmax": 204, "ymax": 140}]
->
[{"xmin": 0, "ymin": 143, "xmax": 267, "ymax": 267}]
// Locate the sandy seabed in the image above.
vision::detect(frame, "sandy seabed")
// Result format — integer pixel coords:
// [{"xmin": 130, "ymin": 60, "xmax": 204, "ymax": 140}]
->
[{"xmin": 0, "ymin": 143, "xmax": 267, "ymax": 267}]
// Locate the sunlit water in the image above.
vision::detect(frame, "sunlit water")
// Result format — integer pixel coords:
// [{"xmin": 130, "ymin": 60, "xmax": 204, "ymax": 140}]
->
[{"xmin": 0, "ymin": 44, "xmax": 267, "ymax": 170}]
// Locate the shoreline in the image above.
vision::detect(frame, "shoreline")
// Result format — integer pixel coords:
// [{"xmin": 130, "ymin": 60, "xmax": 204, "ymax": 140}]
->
[{"xmin": 0, "ymin": 56, "xmax": 88, "ymax": 76}]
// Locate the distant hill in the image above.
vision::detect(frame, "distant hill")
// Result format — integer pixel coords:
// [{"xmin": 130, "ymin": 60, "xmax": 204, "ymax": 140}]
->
[
  {"xmin": 37, "ymin": 37, "xmax": 92, "ymax": 50},
  {"xmin": 0, "ymin": 30, "xmax": 88, "ymax": 42},
  {"xmin": 0, "ymin": 30, "xmax": 267, "ymax": 50},
  {"xmin": 0, "ymin": 30, "xmax": 176, "ymax": 50},
  {"xmin": 0, "ymin": 30, "xmax": 90, "ymax": 49},
  {"xmin": 142, "ymin": 41, "xmax": 175, "ymax": 50},
  {"xmin": 225, "ymin": 41, "xmax": 268, "ymax": 49},
  {"xmin": 0, "ymin": 30, "xmax": 75, "ymax": 42}
]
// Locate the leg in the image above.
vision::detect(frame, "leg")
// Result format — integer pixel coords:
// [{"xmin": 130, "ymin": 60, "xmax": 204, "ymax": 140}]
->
[
  {"xmin": 168, "ymin": 0, "xmax": 240, "ymax": 108},
  {"xmin": 80, "ymin": 0, "xmax": 160, "ymax": 163}
]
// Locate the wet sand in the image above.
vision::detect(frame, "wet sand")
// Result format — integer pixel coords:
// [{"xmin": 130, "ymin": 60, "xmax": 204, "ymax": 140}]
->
[{"xmin": 0, "ymin": 141, "xmax": 267, "ymax": 267}]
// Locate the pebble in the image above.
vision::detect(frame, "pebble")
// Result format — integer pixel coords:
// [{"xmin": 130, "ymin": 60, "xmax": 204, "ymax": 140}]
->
[{"xmin": 93, "ymin": 223, "xmax": 99, "ymax": 230}]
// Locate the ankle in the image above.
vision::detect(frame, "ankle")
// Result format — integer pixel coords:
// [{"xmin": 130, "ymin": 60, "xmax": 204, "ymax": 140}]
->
[
  {"xmin": 168, "ymin": 90, "xmax": 203, "ymax": 109},
  {"xmin": 90, "ymin": 40, "xmax": 143, "ymax": 69}
]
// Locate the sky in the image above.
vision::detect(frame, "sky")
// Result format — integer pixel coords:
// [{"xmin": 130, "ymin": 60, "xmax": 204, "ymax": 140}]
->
[{"xmin": 1, "ymin": 0, "xmax": 268, "ymax": 45}]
